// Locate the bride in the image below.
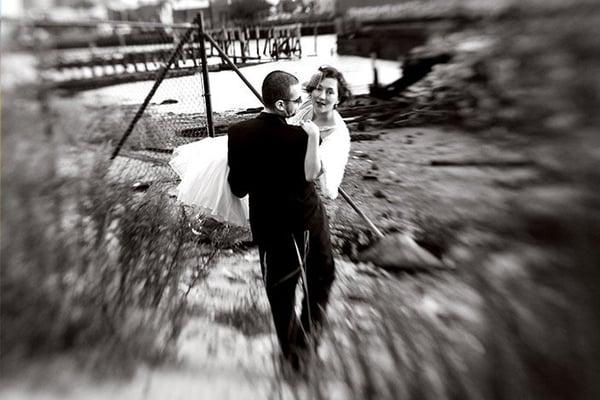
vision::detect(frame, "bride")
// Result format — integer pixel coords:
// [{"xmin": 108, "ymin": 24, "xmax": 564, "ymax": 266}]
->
[{"xmin": 169, "ymin": 65, "xmax": 352, "ymax": 227}]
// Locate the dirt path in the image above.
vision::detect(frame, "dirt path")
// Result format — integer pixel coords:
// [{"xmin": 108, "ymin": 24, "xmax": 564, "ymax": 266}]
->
[
  {"xmin": 2, "ymin": 123, "xmax": 554, "ymax": 399},
  {"xmin": 0, "ymin": 252, "xmax": 373, "ymax": 399}
]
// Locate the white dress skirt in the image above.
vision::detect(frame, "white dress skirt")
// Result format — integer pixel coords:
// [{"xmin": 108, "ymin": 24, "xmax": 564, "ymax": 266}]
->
[{"xmin": 169, "ymin": 135, "xmax": 249, "ymax": 227}]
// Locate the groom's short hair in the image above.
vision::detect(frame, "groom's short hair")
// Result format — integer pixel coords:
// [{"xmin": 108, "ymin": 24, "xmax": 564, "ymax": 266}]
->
[{"xmin": 262, "ymin": 71, "xmax": 299, "ymax": 109}]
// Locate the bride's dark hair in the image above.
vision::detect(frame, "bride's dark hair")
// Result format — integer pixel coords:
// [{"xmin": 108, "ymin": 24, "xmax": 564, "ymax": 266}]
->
[{"xmin": 304, "ymin": 65, "xmax": 352, "ymax": 105}]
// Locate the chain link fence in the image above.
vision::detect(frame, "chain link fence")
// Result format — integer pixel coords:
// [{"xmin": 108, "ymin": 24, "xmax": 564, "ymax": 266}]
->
[{"xmin": 1, "ymin": 16, "xmax": 249, "ymax": 364}]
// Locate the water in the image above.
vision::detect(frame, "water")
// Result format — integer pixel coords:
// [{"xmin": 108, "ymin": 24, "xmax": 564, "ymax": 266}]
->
[{"xmin": 80, "ymin": 35, "xmax": 403, "ymax": 114}]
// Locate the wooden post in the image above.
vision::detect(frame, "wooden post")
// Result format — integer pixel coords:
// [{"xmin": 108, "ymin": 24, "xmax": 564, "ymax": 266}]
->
[
  {"xmin": 191, "ymin": 41, "xmax": 198, "ymax": 67},
  {"xmin": 255, "ymin": 26, "xmax": 260, "ymax": 60},
  {"xmin": 241, "ymin": 27, "xmax": 248, "ymax": 63},
  {"xmin": 204, "ymin": 32, "xmax": 263, "ymax": 104},
  {"xmin": 197, "ymin": 14, "xmax": 215, "ymax": 138},
  {"xmin": 273, "ymin": 29, "xmax": 279, "ymax": 60},
  {"xmin": 371, "ymin": 52, "xmax": 379, "ymax": 88},
  {"xmin": 313, "ymin": 23, "xmax": 318, "ymax": 55},
  {"xmin": 263, "ymin": 28, "xmax": 272, "ymax": 57},
  {"xmin": 231, "ymin": 29, "xmax": 237, "ymax": 64},
  {"xmin": 90, "ymin": 53, "xmax": 99, "ymax": 77},
  {"xmin": 132, "ymin": 53, "xmax": 139, "ymax": 72}
]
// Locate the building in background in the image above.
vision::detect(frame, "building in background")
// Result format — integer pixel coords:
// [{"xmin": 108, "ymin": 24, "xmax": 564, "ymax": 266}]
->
[
  {"xmin": 11, "ymin": 0, "xmax": 108, "ymax": 19},
  {"xmin": 108, "ymin": 1, "xmax": 171, "ymax": 23},
  {"xmin": 313, "ymin": 0, "xmax": 335, "ymax": 15},
  {"xmin": 203, "ymin": 0, "xmax": 232, "ymax": 29},
  {"xmin": 107, "ymin": 0, "xmax": 225, "ymax": 28},
  {"xmin": 172, "ymin": 0, "xmax": 209, "ymax": 24},
  {"xmin": 335, "ymin": 0, "xmax": 408, "ymax": 15}
]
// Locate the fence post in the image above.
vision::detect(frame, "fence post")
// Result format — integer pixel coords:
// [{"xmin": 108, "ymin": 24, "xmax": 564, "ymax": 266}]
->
[
  {"xmin": 196, "ymin": 13, "xmax": 215, "ymax": 138},
  {"xmin": 255, "ymin": 26, "xmax": 260, "ymax": 60}
]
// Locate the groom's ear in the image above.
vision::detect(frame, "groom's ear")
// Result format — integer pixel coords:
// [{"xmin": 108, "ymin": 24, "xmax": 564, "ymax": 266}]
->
[{"xmin": 274, "ymin": 100, "xmax": 285, "ymax": 112}]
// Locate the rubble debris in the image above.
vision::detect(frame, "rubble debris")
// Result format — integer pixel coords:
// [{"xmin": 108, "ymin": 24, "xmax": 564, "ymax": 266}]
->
[
  {"xmin": 373, "ymin": 189, "xmax": 388, "ymax": 199},
  {"xmin": 351, "ymin": 132, "xmax": 381, "ymax": 141},
  {"xmin": 429, "ymin": 159, "xmax": 535, "ymax": 167}
]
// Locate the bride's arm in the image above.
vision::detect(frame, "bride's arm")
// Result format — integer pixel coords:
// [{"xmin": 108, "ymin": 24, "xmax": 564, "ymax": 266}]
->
[
  {"xmin": 319, "ymin": 122, "xmax": 350, "ymax": 199},
  {"xmin": 302, "ymin": 120, "xmax": 322, "ymax": 181}
]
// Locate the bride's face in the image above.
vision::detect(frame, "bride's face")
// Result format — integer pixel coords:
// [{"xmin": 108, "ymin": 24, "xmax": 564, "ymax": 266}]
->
[{"xmin": 311, "ymin": 77, "xmax": 338, "ymax": 116}]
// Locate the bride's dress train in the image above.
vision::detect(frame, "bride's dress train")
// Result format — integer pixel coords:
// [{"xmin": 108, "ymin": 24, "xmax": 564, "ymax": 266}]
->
[{"xmin": 169, "ymin": 135, "xmax": 249, "ymax": 227}]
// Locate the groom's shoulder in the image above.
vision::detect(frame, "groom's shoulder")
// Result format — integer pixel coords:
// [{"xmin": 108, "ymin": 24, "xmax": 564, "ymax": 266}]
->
[{"xmin": 229, "ymin": 116, "xmax": 263, "ymax": 135}]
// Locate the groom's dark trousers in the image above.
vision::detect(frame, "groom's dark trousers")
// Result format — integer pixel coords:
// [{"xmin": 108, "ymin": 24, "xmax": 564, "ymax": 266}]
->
[{"xmin": 227, "ymin": 112, "xmax": 335, "ymax": 362}]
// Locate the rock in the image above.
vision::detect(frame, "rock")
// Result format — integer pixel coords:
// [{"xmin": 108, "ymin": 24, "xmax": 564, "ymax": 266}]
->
[
  {"xmin": 373, "ymin": 189, "xmax": 387, "ymax": 199},
  {"xmin": 358, "ymin": 233, "xmax": 445, "ymax": 272},
  {"xmin": 370, "ymin": 163, "xmax": 379, "ymax": 171},
  {"xmin": 132, "ymin": 181, "xmax": 150, "ymax": 191},
  {"xmin": 236, "ymin": 107, "xmax": 263, "ymax": 115},
  {"xmin": 167, "ymin": 186, "xmax": 178, "ymax": 198},
  {"xmin": 362, "ymin": 173, "xmax": 378, "ymax": 181},
  {"xmin": 351, "ymin": 132, "xmax": 381, "ymax": 142},
  {"xmin": 160, "ymin": 99, "xmax": 178, "ymax": 105},
  {"xmin": 356, "ymin": 230, "xmax": 372, "ymax": 248},
  {"xmin": 385, "ymin": 196, "xmax": 402, "ymax": 204}
]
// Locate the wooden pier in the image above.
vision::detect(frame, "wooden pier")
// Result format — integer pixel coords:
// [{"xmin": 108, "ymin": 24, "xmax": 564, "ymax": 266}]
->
[{"xmin": 40, "ymin": 23, "xmax": 304, "ymax": 91}]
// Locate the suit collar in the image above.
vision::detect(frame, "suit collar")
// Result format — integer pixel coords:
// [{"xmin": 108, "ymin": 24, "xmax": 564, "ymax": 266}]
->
[{"xmin": 258, "ymin": 112, "xmax": 287, "ymax": 124}]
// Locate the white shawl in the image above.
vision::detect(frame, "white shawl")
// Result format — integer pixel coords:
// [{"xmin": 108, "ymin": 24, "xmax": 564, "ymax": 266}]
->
[{"xmin": 288, "ymin": 100, "xmax": 350, "ymax": 199}]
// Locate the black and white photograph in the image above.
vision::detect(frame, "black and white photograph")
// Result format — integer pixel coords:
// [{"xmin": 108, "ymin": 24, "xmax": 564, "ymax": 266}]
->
[{"xmin": 1, "ymin": 0, "xmax": 599, "ymax": 399}]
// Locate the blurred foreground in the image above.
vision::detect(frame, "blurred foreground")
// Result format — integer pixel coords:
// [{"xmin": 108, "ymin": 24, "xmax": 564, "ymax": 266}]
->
[{"xmin": 2, "ymin": 1, "xmax": 600, "ymax": 399}]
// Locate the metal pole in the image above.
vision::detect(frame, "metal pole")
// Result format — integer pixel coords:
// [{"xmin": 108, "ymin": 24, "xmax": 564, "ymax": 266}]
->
[
  {"xmin": 338, "ymin": 188, "xmax": 385, "ymax": 239},
  {"xmin": 110, "ymin": 25, "xmax": 195, "ymax": 160},
  {"xmin": 197, "ymin": 13, "xmax": 215, "ymax": 138},
  {"xmin": 203, "ymin": 32, "xmax": 264, "ymax": 104}
]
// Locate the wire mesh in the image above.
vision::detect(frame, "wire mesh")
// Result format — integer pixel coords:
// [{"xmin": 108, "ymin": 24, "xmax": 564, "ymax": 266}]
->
[
  {"xmin": 104, "ymin": 26, "xmax": 208, "ymax": 184},
  {"xmin": 2, "ymin": 17, "xmax": 252, "ymax": 360},
  {"xmin": 29, "ymin": 20, "xmax": 210, "ymax": 183}
]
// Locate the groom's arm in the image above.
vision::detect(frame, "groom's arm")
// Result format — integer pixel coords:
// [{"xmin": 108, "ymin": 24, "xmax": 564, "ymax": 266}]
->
[{"xmin": 227, "ymin": 129, "xmax": 249, "ymax": 198}]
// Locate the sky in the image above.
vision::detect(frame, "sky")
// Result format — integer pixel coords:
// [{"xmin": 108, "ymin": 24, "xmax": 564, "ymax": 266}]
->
[
  {"xmin": 1, "ymin": 0, "xmax": 23, "ymax": 17},
  {"xmin": 0, "ymin": 0, "xmax": 282, "ymax": 17}
]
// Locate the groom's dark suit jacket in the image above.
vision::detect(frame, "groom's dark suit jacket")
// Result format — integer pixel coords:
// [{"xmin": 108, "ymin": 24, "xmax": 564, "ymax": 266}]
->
[{"xmin": 227, "ymin": 112, "xmax": 323, "ymax": 242}]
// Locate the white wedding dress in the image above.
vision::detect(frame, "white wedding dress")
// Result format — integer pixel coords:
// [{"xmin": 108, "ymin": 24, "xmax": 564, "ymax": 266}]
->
[
  {"xmin": 287, "ymin": 100, "xmax": 351, "ymax": 200},
  {"xmin": 169, "ymin": 135, "xmax": 250, "ymax": 227},
  {"xmin": 169, "ymin": 101, "xmax": 350, "ymax": 227}
]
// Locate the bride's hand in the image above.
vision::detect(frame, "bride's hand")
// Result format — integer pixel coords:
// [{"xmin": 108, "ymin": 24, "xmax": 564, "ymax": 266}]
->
[{"xmin": 300, "ymin": 120, "xmax": 320, "ymax": 139}]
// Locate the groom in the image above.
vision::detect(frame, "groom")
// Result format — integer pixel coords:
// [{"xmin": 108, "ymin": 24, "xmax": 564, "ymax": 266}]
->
[{"xmin": 227, "ymin": 70, "xmax": 335, "ymax": 371}]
